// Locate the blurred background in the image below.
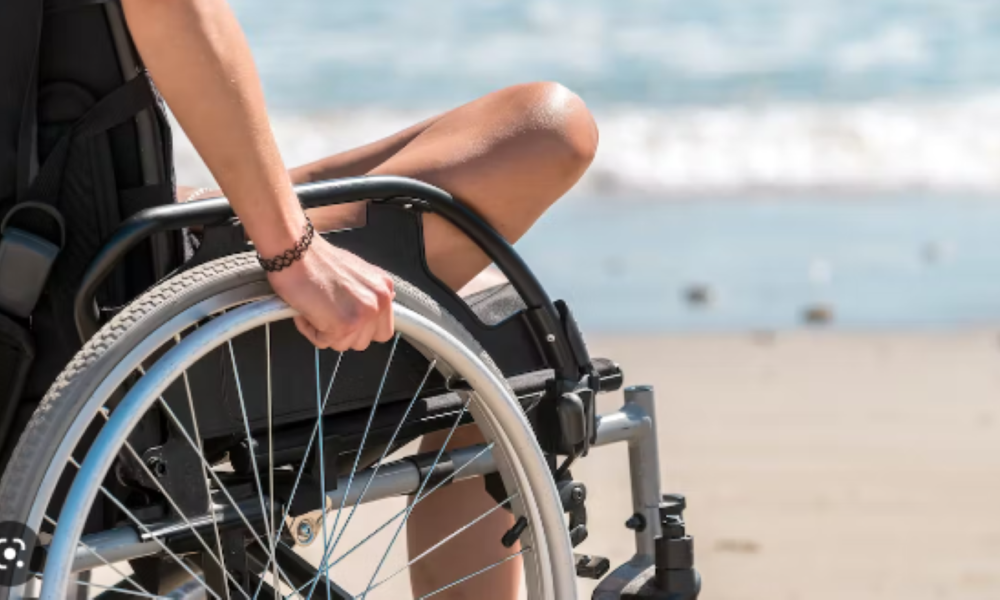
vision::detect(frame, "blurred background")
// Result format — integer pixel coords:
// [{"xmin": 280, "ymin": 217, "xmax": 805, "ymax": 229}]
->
[{"xmin": 174, "ymin": 1, "xmax": 1000, "ymax": 598}]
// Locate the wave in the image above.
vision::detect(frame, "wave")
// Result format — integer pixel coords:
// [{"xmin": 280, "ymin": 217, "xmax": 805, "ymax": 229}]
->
[
  {"xmin": 172, "ymin": 95, "xmax": 1000, "ymax": 198},
  {"xmin": 234, "ymin": 0, "xmax": 1000, "ymax": 109}
]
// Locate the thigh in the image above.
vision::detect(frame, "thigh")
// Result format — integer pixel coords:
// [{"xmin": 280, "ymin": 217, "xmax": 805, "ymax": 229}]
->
[
  {"xmin": 308, "ymin": 82, "xmax": 597, "ymax": 290},
  {"xmin": 180, "ymin": 82, "xmax": 597, "ymax": 292}
]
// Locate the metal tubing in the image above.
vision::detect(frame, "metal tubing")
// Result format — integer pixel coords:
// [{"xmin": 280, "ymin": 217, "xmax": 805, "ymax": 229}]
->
[
  {"xmin": 593, "ymin": 403, "xmax": 651, "ymax": 447},
  {"xmin": 69, "ymin": 445, "xmax": 498, "ymax": 573},
  {"xmin": 622, "ymin": 385, "xmax": 663, "ymax": 560},
  {"xmin": 73, "ymin": 176, "xmax": 578, "ymax": 380},
  {"xmin": 71, "ymin": 527, "xmax": 161, "ymax": 572},
  {"xmin": 325, "ymin": 444, "xmax": 497, "ymax": 508},
  {"xmin": 65, "ymin": 393, "xmax": 660, "ymax": 575}
]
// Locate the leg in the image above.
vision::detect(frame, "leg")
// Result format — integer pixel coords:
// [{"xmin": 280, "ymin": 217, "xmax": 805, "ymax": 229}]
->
[
  {"xmin": 298, "ymin": 81, "xmax": 598, "ymax": 289},
  {"xmin": 185, "ymin": 81, "xmax": 597, "ymax": 290},
  {"xmin": 179, "ymin": 81, "xmax": 597, "ymax": 599},
  {"xmin": 405, "ymin": 426, "xmax": 522, "ymax": 599},
  {"xmin": 303, "ymin": 83, "xmax": 596, "ymax": 599}
]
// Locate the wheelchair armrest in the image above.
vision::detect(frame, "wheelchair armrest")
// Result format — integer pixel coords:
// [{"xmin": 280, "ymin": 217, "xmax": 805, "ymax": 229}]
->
[{"xmin": 75, "ymin": 176, "xmax": 588, "ymax": 382}]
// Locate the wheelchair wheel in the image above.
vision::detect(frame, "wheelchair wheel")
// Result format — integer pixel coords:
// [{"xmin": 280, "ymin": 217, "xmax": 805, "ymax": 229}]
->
[{"xmin": 0, "ymin": 253, "xmax": 576, "ymax": 600}]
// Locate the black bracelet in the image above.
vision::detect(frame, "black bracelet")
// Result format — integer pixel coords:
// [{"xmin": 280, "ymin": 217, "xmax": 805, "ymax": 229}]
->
[{"xmin": 257, "ymin": 216, "xmax": 315, "ymax": 272}]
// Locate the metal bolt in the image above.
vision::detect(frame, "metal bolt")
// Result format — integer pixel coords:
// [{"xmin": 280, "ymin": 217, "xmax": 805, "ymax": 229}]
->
[
  {"xmin": 624, "ymin": 513, "xmax": 646, "ymax": 532},
  {"xmin": 546, "ymin": 334, "xmax": 556, "ymax": 343},
  {"xmin": 571, "ymin": 486, "xmax": 585, "ymax": 504},
  {"xmin": 296, "ymin": 521, "xmax": 315, "ymax": 545},
  {"xmin": 146, "ymin": 456, "xmax": 167, "ymax": 478}
]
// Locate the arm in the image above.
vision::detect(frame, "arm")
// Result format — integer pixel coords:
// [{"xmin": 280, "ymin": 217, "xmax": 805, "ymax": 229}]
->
[{"xmin": 121, "ymin": 0, "xmax": 393, "ymax": 350}]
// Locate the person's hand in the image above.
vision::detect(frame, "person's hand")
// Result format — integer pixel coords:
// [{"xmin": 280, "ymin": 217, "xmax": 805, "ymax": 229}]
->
[{"xmin": 267, "ymin": 237, "xmax": 395, "ymax": 351}]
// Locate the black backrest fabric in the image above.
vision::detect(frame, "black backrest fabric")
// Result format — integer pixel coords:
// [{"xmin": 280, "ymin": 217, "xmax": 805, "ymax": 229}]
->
[
  {"xmin": 0, "ymin": 0, "xmax": 180, "ymax": 399},
  {"xmin": 0, "ymin": 0, "xmax": 43, "ymax": 202}
]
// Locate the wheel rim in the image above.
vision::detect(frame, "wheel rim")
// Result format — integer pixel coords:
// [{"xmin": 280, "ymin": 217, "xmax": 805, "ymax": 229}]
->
[{"xmin": 36, "ymin": 297, "xmax": 576, "ymax": 600}]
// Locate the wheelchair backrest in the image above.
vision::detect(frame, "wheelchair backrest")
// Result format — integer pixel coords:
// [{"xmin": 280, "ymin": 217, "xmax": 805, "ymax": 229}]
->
[{"xmin": 0, "ymin": 0, "xmax": 179, "ymax": 412}]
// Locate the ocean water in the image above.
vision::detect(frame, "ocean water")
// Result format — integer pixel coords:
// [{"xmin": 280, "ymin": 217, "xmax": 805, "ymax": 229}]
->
[
  {"xmin": 517, "ymin": 197, "xmax": 1000, "ymax": 332},
  {"xmin": 175, "ymin": 0, "xmax": 1000, "ymax": 331}
]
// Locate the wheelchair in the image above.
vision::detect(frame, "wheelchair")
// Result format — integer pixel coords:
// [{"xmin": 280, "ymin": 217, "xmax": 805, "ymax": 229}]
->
[{"xmin": 0, "ymin": 176, "xmax": 700, "ymax": 599}]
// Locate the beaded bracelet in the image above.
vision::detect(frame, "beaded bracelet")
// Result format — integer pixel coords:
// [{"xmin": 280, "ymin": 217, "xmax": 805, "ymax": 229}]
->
[{"xmin": 257, "ymin": 216, "xmax": 315, "ymax": 272}]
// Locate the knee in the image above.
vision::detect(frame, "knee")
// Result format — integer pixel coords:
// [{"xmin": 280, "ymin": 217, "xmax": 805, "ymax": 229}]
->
[{"xmin": 503, "ymin": 82, "xmax": 599, "ymax": 178}]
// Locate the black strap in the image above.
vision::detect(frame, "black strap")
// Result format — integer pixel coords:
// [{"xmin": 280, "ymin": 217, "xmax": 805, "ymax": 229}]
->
[
  {"xmin": 45, "ymin": 0, "xmax": 113, "ymax": 13},
  {"xmin": 0, "ymin": 0, "xmax": 44, "ymax": 201},
  {"xmin": 26, "ymin": 74, "xmax": 157, "ymax": 203}
]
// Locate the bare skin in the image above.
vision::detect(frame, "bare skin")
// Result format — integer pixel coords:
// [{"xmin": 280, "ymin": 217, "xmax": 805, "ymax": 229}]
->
[
  {"xmin": 125, "ymin": 0, "xmax": 597, "ymax": 597},
  {"xmin": 124, "ymin": 0, "xmax": 395, "ymax": 353},
  {"xmin": 180, "ymin": 83, "xmax": 597, "ymax": 598}
]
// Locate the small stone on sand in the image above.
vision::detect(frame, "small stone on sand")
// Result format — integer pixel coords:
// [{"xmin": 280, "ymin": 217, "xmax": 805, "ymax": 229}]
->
[{"xmin": 803, "ymin": 304, "xmax": 835, "ymax": 325}]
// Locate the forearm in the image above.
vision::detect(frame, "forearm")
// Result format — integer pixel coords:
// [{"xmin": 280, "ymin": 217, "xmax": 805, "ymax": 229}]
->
[{"xmin": 121, "ymin": 0, "xmax": 304, "ymax": 256}]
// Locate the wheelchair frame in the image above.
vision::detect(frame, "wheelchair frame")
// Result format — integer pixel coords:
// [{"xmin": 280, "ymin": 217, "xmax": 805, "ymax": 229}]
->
[{"xmin": 8, "ymin": 175, "xmax": 699, "ymax": 599}]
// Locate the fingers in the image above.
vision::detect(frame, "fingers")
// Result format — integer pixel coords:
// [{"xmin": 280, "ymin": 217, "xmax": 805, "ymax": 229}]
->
[
  {"xmin": 349, "ymin": 319, "xmax": 378, "ymax": 352},
  {"xmin": 293, "ymin": 315, "xmax": 325, "ymax": 348},
  {"xmin": 374, "ymin": 307, "xmax": 394, "ymax": 344},
  {"xmin": 373, "ymin": 276, "xmax": 395, "ymax": 344},
  {"xmin": 344, "ymin": 285, "xmax": 394, "ymax": 351},
  {"xmin": 282, "ymin": 254, "xmax": 396, "ymax": 353},
  {"xmin": 296, "ymin": 305, "xmax": 393, "ymax": 353}
]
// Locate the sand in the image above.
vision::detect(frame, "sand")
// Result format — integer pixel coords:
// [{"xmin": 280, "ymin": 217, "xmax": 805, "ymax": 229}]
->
[
  {"xmin": 572, "ymin": 331, "xmax": 1000, "ymax": 600},
  {"xmin": 324, "ymin": 331, "xmax": 1000, "ymax": 599}
]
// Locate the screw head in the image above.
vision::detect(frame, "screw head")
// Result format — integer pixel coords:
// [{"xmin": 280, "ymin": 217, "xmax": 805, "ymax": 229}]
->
[
  {"xmin": 571, "ymin": 486, "xmax": 585, "ymax": 503},
  {"xmin": 546, "ymin": 334, "xmax": 556, "ymax": 343},
  {"xmin": 624, "ymin": 513, "xmax": 646, "ymax": 532},
  {"xmin": 146, "ymin": 456, "xmax": 167, "ymax": 478},
  {"xmin": 296, "ymin": 521, "xmax": 315, "ymax": 544}
]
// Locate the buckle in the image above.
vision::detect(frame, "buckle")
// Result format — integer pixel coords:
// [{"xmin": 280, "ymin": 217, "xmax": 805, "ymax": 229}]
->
[{"xmin": 0, "ymin": 202, "xmax": 66, "ymax": 318}]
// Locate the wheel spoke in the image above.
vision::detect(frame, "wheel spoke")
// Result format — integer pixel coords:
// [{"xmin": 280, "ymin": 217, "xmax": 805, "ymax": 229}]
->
[
  {"xmin": 314, "ymin": 347, "xmax": 331, "ymax": 600},
  {"xmin": 362, "ymin": 492, "xmax": 518, "ymax": 596},
  {"xmin": 318, "ymin": 359, "xmax": 438, "ymax": 572},
  {"xmin": 267, "ymin": 324, "xmax": 280, "ymax": 600},
  {"xmin": 285, "ymin": 441, "xmax": 497, "ymax": 599},
  {"xmin": 227, "ymin": 340, "xmax": 274, "ymax": 553},
  {"xmin": 358, "ymin": 397, "xmax": 472, "ymax": 600},
  {"xmin": 66, "ymin": 457, "xmax": 221, "ymax": 600},
  {"xmin": 99, "ymin": 398, "xmax": 246, "ymax": 598},
  {"xmin": 172, "ymin": 335, "xmax": 231, "ymax": 600},
  {"xmin": 115, "ymin": 438, "xmax": 252, "ymax": 600},
  {"xmin": 154, "ymin": 396, "xmax": 299, "ymax": 590},
  {"xmin": 250, "ymin": 353, "xmax": 344, "ymax": 600},
  {"xmin": 41, "ymin": 295, "xmax": 563, "ymax": 600},
  {"xmin": 303, "ymin": 336, "xmax": 400, "ymax": 600},
  {"xmin": 43, "ymin": 514, "xmax": 154, "ymax": 599},
  {"xmin": 31, "ymin": 572, "xmax": 172, "ymax": 600},
  {"xmin": 416, "ymin": 547, "xmax": 529, "ymax": 600},
  {"xmin": 323, "ymin": 442, "xmax": 496, "ymax": 574}
]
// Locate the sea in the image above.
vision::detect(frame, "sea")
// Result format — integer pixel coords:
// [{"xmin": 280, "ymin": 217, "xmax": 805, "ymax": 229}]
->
[{"xmin": 173, "ymin": 0, "xmax": 1000, "ymax": 332}]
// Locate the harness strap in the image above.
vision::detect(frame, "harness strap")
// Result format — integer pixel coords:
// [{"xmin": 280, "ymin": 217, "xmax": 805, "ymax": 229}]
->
[
  {"xmin": 45, "ymin": 0, "xmax": 114, "ymax": 13},
  {"xmin": 0, "ymin": 0, "xmax": 44, "ymax": 201},
  {"xmin": 26, "ymin": 74, "xmax": 157, "ymax": 203}
]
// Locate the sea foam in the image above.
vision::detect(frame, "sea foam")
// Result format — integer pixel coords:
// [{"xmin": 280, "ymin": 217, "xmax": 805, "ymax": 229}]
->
[{"xmin": 173, "ymin": 94, "xmax": 1000, "ymax": 198}]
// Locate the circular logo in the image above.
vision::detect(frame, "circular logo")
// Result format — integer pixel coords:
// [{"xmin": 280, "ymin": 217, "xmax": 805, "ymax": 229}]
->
[{"xmin": 0, "ymin": 521, "xmax": 39, "ymax": 588}]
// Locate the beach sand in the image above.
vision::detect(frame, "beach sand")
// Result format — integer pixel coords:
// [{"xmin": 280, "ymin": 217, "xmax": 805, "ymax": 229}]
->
[
  {"xmin": 301, "ymin": 331, "xmax": 1000, "ymax": 600},
  {"xmin": 573, "ymin": 331, "xmax": 1000, "ymax": 600}
]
